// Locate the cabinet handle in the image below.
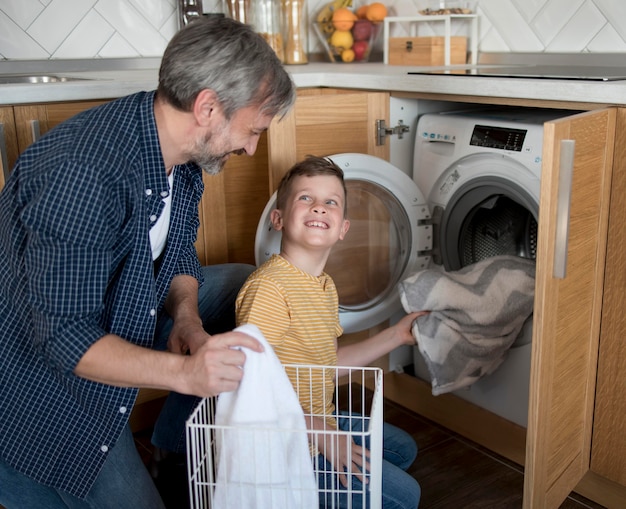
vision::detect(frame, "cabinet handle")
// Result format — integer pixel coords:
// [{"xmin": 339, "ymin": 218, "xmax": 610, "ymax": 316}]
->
[
  {"xmin": 0, "ymin": 122, "xmax": 10, "ymax": 183},
  {"xmin": 29, "ymin": 119, "xmax": 41, "ymax": 143},
  {"xmin": 553, "ymin": 139, "xmax": 575, "ymax": 279}
]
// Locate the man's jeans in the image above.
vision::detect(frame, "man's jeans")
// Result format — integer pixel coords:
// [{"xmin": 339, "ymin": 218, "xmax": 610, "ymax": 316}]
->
[
  {"xmin": 151, "ymin": 263, "xmax": 255, "ymax": 453},
  {"xmin": 0, "ymin": 425, "xmax": 165, "ymax": 509}
]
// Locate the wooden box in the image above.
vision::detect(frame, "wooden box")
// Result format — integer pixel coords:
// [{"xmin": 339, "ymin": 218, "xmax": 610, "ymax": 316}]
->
[{"xmin": 388, "ymin": 36, "xmax": 467, "ymax": 66}]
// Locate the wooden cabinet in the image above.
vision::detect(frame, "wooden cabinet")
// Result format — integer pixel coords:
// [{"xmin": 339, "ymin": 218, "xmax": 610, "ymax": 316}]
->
[
  {"xmin": 524, "ymin": 109, "xmax": 616, "ymax": 508},
  {"xmin": 0, "ymin": 106, "xmax": 17, "ymax": 192},
  {"xmin": 266, "ymin": 87, "xmax": 389, "ymax": 187},
  {"xmin": 196, "ymin": 133, "xmax": 270, "ymax": 266},
  {"xmin": 587, "ymin": 109, "xmax": 626, "ymax": 503},
  {"xmin": 0, "ymin": 100, "xmax": 108, "ymax": 181}
]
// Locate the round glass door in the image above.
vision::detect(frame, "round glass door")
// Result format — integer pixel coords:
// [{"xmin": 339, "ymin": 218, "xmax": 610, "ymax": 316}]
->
[{"xmin": 326, "ymin": 179, "xmax": 411, "ymax": 313}]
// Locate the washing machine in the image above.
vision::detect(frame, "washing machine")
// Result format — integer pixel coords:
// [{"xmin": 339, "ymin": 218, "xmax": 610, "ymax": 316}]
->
[{"xmin": 255, "ymin": 108, "xmax": 570, "ymax": 428}]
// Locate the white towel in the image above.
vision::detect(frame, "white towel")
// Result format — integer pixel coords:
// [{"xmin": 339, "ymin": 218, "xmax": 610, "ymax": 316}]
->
[
  {"xmin": 398, "ymin": 255, "xmax": 535, "ymax": 396},
  {"xmin": 213, "ymin": 323, "xmax": 317, "ymax": 509}
]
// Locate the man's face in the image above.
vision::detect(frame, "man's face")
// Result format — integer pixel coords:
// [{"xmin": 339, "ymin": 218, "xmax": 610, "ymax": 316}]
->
[{"xmin": 188, "ymin": 103, "xmax": 274, "ymax": 175}]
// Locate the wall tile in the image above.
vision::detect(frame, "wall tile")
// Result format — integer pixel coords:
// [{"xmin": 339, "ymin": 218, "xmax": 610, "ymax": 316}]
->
[
  {"xmin": 1, "ymin": 0, "xmax": 46, "ymax": 29},
  {"xmin": 53, "ymin": 10, "xmax": 114, "ymax": 59},
  {"xmin": 0, "ymin": 10, "xmax": 48, "ymax": 59},
  {"xmin": 99, "ymin": 32, "xmax": 142, "ymax": 58},
  {"xmin": 128, "ymin": 0, "xmax": 175, "ymax": 28},
  {"xmin": 1, "ymin": 0, "xmax": 626, "ymax": 60},
  {"xmin": 587, "ymin": 23, "xmax": 626, "ymax": 52},
  {"xmin": 478, "ymin": 24, "xmax": 511, "ymax": 52},
  {"xmin": 545, "ymin": 2, "xmax": 606, "ymax": 52},
  {"xmin": 27, "ymin": 0, "xmax": 96, "ymax": 54},
  {"xmin": 510, "ymin": 0, "xmax": 545, "ymax": 22},
  {"xmin": 594, "ymin": 0, "xmax": 626, "ymax": 42},
  {"xmin": 94, "ymin": 0, "xmax": 172, "ymax": 56},
  {"xmin": 533, "ymin": 0, "xmax": 584, "ymax": 46},
  {"xmin": 479, "ymin": 0, "xmax": 544, "ymax": 51}
]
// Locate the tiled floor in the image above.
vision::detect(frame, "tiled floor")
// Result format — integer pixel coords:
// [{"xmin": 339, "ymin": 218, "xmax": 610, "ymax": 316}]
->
[
  {"xmin": 134, "ymin": 396, "xmax": 606, "ymax": 509},
  {"xmin": 383, "ymin": 399, "xmax": 605, "ymax": 509}
]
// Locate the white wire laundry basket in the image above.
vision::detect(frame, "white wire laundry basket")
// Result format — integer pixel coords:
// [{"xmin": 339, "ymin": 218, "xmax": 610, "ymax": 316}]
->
[{"xmin": 186, "ymin": 364, "xmax": 383, "ymax": 509}]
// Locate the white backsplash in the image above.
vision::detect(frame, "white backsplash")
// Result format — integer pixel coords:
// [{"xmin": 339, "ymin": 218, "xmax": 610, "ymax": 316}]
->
[{"xmin": 1, "ymin": 0, "xmax": 625, "ymax": 60}]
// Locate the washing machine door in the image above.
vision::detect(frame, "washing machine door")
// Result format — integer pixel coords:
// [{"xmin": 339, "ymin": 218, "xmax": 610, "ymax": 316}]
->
[
  {"xmin": 255, "ymin": 153, "xmax": 431, "ymax": 333},
  {"xmin": 426, "ymin": 153, "xmax": 540, "ymax": 272}
]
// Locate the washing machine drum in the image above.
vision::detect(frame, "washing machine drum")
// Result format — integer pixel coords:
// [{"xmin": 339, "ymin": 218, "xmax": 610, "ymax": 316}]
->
[
  {"xmin": 254, "ymin": 153, "xmax": 432, "ymax": 334},
  {"xmin": 437, "ymin": 177, "xmax": 538, "ymax": 271}
]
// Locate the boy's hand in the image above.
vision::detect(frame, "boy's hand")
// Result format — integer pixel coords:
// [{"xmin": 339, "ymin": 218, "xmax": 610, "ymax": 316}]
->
[{"xmin": 323, "ymin": 433, "xmax": 370, "ymax": 488}]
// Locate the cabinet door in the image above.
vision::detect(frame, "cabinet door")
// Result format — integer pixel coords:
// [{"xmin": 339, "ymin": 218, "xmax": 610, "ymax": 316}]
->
[
  {"xmin": 0, "ymin": 151, "xmax": 4, "ymax": 192},
  {"xmin": 267, "ymin": 88, "xmax": 390, "ymax": 189},
  {"xmin": 523, "ymin": 109, "xmax": 616, "ymax": 508},
  {"xmin": 590, "ymin": 108, "xmax": 626, "ymax": 486},
  {"xmin": 196, "ymin": 133, "xmax": 269, "ymax": 266},
  {"xmin": 13, "ymin": 101, "xmax": 107, "ymax": 154},
  {"xmin": 0, "ymin": 106, "xmax": 19, "ymax": 183},
  {"xmin": 14, "ymin": 105, "xmax": 49, "ymax": 154}
]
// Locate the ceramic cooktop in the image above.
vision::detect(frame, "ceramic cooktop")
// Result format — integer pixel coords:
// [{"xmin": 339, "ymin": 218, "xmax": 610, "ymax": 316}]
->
[{"xmin": 408, "ymin": 65, "xmax": 626, "ymax": 81}]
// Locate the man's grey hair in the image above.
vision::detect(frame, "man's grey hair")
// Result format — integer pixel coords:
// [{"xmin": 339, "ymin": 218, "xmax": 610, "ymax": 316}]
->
[{"xmin": 157, "ymin": 16, "xmax": 295, "ymax": 120}]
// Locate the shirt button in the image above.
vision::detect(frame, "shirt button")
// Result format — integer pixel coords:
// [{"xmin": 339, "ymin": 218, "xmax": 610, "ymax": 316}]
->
[
  {"xmin": 150, "ymin": 215, "xmax": 157, "ymax": 222},
  {"xmin": 160, "ymin": 190, "xmax": 169, "ymax": 198},
  {"xmin": 101, "ymin": 445, "xmax": 109, "ymax": 453},
  {"xmin": 150, "ymin": 308, "xmax": 156, "ymax": 317},
  {"xmin": 145, "ymin": 189, "xmax": 153, "ymax": 196},
  {"xmin": 119, "ymin": 406, "xmax": 127, "ymax": 414}
]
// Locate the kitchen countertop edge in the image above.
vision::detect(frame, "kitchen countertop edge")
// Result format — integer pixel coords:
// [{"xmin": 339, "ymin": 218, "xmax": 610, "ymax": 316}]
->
[{"xmin": 1, "ymin": 62, "xmax": 624, "ymax": 107}]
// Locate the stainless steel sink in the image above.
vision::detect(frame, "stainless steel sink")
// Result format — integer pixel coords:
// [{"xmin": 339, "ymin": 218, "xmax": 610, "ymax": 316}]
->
[{"xmin": 0, "ymin": 74, "xmax": 89, "ymax": 84}]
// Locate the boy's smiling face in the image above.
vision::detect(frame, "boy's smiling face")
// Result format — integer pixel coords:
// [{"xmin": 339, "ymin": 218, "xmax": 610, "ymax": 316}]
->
[{"xmin": 271, "ymin": 174, "xmax": 350, "ymax": 251}]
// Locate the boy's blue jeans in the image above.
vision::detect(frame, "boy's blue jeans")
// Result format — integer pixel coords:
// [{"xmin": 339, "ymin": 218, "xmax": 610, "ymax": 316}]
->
[{"xmin": 317, "ymin": 412, "xmax": 421, "ymax": 509}]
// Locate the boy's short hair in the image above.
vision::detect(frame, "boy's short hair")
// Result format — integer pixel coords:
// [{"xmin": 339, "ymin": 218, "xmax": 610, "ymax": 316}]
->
[{"xmin": 276, "ymin": 155, "xmax": 348, "ymax": 215}]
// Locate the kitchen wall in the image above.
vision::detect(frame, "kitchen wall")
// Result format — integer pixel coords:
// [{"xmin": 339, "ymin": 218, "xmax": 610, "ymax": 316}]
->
[{"xmin": 0, "ymin": 0, "xmax": 625, "ymax": 60}]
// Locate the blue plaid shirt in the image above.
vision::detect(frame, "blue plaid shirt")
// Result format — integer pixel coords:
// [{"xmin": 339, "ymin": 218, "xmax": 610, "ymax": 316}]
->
[{"xmin": 0, "ymin": 91, "xmax": 204, "ymax": 498}]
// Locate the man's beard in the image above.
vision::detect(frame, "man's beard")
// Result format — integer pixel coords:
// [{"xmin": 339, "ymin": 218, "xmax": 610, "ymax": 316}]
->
[
  {"xmin": 188, "ymin": 130, "xmax": 230, "ymax": 175},
  {"xmin": 195, "ymin": 153, "xmax": 227, "ymax": 176}
]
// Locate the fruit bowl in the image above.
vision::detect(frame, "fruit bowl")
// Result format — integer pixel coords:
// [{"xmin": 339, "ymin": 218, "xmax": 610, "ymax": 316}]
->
[{"xmin": 313, "ymin": 3, "xmax": 386, "ymax": 63}]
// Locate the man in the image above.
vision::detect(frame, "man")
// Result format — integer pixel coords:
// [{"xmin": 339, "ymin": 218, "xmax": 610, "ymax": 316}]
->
[{"xmin": 0, "ymin": 16, "xmax": 295, "ymax": 509}]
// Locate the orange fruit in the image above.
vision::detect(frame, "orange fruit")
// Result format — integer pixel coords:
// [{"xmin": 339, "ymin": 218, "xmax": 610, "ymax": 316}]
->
[
  {"xmin": 332, "ymin": 7, "xmax": 357, "ymax": 31},
  {"xmin": 355, "ymin": 5, "xmax": 369, "ymax": 19},
  {"xmin": 365, "ymin": 2, "xmax": 387, "ymax": 21},
  {"xmin": 341, "ymin": 48, "xmax": 356, "ymax": 62}
]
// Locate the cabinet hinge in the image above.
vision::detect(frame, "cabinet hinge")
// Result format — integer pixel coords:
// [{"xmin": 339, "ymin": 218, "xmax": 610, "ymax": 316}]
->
[
  {"xmin": 376, "ymin": 119, "xmax": 410, "ymax": 146},
  {"xmin": 417, "ymin": 206, "xmax": 443, "ymax": 264}
]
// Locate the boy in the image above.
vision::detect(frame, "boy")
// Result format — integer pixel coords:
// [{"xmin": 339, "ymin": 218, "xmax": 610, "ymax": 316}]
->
[{"xmin": 236, "ymin": 155, "xmax": 423, "ymax": 509}]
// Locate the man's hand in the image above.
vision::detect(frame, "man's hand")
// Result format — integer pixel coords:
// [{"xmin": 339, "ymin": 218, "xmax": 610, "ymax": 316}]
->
[
  {"xmin": 166, "ymin": 315, "xmax": 206, "ymax": 355},
  {"xmin": 180, "ymin": 330, "xmax": 264, "ymax": 396}
]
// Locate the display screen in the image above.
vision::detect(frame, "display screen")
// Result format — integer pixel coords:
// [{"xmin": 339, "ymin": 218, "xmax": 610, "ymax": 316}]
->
[{"xmin": 470, "ymin": 124, "xmax": 527, "ymax": 151}]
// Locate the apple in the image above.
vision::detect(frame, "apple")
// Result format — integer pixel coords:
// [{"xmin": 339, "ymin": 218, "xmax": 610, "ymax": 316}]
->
[
  {"xmin": 352, "ymin": 19, "xmax": 373, "ymax": 42},
  {"xmin": 352, "ymin": 40, "xmax": 369, "ymax": 61}
]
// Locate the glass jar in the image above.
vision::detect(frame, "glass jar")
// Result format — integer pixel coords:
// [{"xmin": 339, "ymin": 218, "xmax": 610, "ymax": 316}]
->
[
  {"xmin": 251, "ymin": 0, "xmax": 285, "ymax": 63},
  {"xmin": 282, "ymin": 0, "xmax": 308, "ymax": 64},
  {"xmin": 225, "ymin": 0, "xmax": 250, "ymax": 23}
]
